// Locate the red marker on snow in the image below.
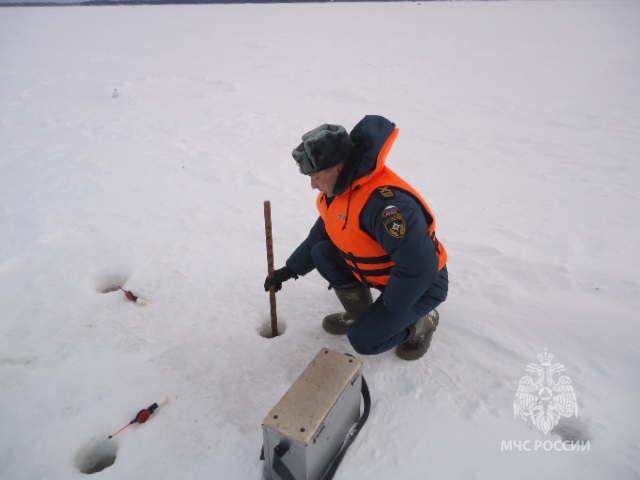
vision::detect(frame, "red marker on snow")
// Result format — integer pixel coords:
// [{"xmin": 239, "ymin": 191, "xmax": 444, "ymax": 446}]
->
[
  {"xmin": 108, "ymin": 402, "xmax": 161, "ymax": 439},
  {"xmin": 116, "ymin": 285, "xmax": 146, "ymax": 305}
]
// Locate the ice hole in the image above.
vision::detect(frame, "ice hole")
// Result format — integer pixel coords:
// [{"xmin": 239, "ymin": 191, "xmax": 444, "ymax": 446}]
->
[
  {"xmin": 76, "ymin": 436, "xmax": 118, "ymax": 474},
  {"xmin": 552, "ymin": 417, "xmax": 591, "ymax": 444},
  {"xmin": 95, "ymin": 273, "xmax": 128, "ymax": 294},
  {"xmin": 259, "ymin": 320, "xmax": 286, "ymax": 339}
]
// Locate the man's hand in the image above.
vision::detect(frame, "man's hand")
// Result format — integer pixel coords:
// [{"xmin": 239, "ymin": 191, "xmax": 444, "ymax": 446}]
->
[{"xmin": 264, "ymin": 266, "xmax": 298, "ymax": 292}]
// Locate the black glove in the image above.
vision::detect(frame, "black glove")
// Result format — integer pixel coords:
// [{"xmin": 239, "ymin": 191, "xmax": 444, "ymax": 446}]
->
[{"xmin": 264, "ymin": 266, "xmax": 298, "ymax": 292}]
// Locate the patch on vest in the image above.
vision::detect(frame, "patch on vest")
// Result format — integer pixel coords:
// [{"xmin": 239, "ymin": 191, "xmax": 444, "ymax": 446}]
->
[
  {"xmin": 382, "ymin": 205, "xmax": 406, "ymax": 239},
  {"xmin": 378, "ymin": 186, "xmax": 395, "ymax": 199}
]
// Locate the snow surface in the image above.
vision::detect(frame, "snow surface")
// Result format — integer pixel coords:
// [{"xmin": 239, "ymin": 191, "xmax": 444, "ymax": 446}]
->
[{"xmin": 1, "ymin": 1, "xmax": 640, "ymax": 479}]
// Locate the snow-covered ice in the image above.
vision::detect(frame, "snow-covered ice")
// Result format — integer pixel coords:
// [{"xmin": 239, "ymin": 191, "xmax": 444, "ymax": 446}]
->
[{"xmin": 1, "ymin": 1, "xmax": 639, "ymax": 479}]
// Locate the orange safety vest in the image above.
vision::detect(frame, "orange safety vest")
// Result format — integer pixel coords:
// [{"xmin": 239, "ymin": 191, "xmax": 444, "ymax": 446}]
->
[{"xmin": 317, "ymin": 128, "xmax": 447, "ymax": 287}]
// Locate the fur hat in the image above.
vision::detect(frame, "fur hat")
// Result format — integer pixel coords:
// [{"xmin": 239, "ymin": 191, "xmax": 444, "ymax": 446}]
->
[{"xmin": 292, "ymin": 124, "xmax": 353, "ymax": 175}]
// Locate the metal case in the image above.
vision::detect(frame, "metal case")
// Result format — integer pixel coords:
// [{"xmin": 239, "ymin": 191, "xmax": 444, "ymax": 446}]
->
[{"xmin": 262, "ymin": 348, "xmax": 363, "ymax": 480}]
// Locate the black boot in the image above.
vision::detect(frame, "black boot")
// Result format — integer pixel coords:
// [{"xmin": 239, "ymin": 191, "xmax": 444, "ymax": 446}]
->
[
  {"xmin": 395, "ymin": 310, "xmax": 439, "ymax": 361},
  {"xmin": 322, "ymin": 284, "xmax": 373, "ymax": 335}
]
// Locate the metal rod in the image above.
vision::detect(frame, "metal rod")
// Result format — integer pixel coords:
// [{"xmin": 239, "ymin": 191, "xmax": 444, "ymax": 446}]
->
[{"xmin": 264, "ymin": 200, "xmax": 278, "ymax": 337}]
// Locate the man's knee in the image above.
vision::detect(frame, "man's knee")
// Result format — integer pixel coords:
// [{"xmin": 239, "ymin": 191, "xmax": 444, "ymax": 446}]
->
[
  {"xmin": 347, "ymin": 320, "xmax": 395, "ymax": 355},
  {"xmin": 346, "ymin": 300, "xmax": 419, "ymax": 355},
  {"xmin": 347, "ymin": 327, "xmax": 380, "ymax": 355}
]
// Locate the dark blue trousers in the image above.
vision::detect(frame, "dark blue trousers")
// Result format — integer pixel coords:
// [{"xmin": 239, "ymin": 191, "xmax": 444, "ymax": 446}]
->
[{"xmin": 310, "ymin": 240, "xmax": 446, "ymax": 355}]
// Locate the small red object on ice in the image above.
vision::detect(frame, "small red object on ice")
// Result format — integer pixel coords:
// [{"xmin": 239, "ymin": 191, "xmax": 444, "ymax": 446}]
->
[
  {"xmin": 117, "ymin": 285, "xmax": 139, "ymax": 302},
  {"xmin": 108, "ymin": 402, "xmax": 159, "ymax": 439}
]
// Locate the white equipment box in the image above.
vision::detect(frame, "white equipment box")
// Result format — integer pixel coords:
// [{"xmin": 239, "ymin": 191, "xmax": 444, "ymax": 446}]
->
[{"xmin": 262, "ymin": 348, "xmax": 363, "ymax": 480}]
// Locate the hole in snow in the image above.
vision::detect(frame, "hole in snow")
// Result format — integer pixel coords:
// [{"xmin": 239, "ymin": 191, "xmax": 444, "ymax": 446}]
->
[
  {"xmin": 76, "ymin": 436, "xmax": 118, "ymax": 474},
  {"xmin": 95, "ymin": 272, "xmax": 129, "ymax": 294},
  {"xmin": 552, "ymin": 417, "xmax": 591, "ymax": 445},
  {"xmin": 259, "ymin": 320, "xmax": 286, "ymax": 339}
]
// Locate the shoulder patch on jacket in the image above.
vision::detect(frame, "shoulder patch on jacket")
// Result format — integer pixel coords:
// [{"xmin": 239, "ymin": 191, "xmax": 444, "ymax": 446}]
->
[
  {"xmin": 382, "ymin": 205, "xmax": 406, "ymax": 239},
  {"xmin": 377, "ymin": 186, "xmax": 395, "ymax": 199}
]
